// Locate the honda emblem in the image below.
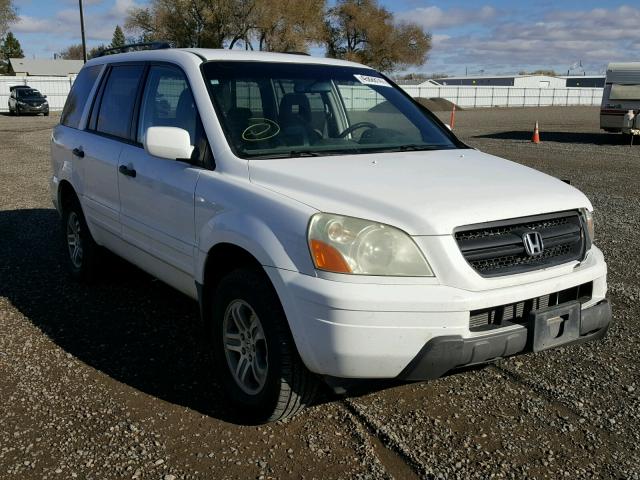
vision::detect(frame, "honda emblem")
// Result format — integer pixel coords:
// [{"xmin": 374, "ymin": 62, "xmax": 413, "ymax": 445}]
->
[{"xmin": 523, "ymin": 231, "xmax": 544, "ymax": 256}]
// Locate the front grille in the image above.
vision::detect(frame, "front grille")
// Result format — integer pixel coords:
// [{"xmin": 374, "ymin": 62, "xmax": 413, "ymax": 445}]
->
[
  {"xmin": 455, "ymin": 211, "xmax": 587, "ymax": 277},
  {"xmin": 469, "ymin": 282, "xmax": 593, "ymax": 331}
]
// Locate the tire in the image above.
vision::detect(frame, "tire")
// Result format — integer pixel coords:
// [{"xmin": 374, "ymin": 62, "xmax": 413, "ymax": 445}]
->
[
  {"xmin": 44, "ymin": 111, "xmax": 49, "ymax": 117},
  {"xmin": 61, "ymin": 197, "xmax": 101, "ymax": 282},
  {"xmin": 14, "ymin": 106, "xmax": 20, "ymax": 116},
  {"xmin": 212, "ymin": 268, "xmax": 317, "ymax": 423}
]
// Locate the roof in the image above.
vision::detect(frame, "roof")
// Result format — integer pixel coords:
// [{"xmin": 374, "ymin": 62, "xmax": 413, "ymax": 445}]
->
[
  {"xmin": 607, "ymin": 62, "xmax": 640, "ymax": 72},
  {"xmin": 395, "ymin": 79, "xmax": 424, "ymax": 85},
  {"xmin": 86, "ymin": 48, "xmax": 370, "ymax": 70},
  {"xmin": 558, "ymin": 75, "xmax": 605, "ymax": 79},
  {"xmin": 432, "ymin": 74, "xmax": 556, "ymax": 81},
  {"xmin": 8, "ymin": 58, "xmax": 84, "ymax": 76}
]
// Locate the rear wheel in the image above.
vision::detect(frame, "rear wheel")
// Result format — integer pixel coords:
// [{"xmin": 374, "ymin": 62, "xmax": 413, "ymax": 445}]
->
[
  {"xmin": 61, "ymin": 198, "xmax": 101, "ymax": 282},
  {"xmin": 212, "ymin": 269, "xmax": 317, "ymax": 423}
]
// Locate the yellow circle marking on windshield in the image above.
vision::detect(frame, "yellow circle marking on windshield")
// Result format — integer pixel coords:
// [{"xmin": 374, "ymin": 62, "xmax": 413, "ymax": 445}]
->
[{"xmin": 242, "ymin": 118, "xmax": 281, "ymax": 142}]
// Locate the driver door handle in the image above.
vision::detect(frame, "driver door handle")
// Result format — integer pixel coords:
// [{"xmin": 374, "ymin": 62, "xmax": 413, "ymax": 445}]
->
[
  {"xmin": 118, "ymin": 164, "xmax": 137, "ymax": 178},
  {"xmin": 72, "ymin": 147, "xmax": 84, "ymax": 158}
]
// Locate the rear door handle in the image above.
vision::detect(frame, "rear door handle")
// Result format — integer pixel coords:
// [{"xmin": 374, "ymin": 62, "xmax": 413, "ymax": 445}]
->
[
  {"xmin": 72, "ymin": 147, "xmax": 84, "ymax": 158},
  {"xmin": 118, "ymin": 165, "xmax": 137, "ymax": 178}
]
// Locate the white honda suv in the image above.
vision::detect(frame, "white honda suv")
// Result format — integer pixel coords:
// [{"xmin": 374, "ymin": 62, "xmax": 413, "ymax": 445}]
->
[{"xmin": 50, "ymin": 45, "xmax": 610, "ymax": 422}]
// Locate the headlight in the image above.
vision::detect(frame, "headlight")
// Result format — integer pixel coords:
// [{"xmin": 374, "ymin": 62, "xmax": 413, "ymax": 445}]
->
[
  {"xmin": 17, "ymin": 100, "xmax": 26, "ymax": 105},
  {"xmin": 581, "ymin": 208, "xmax": 594, "ymax": 242},
  {"xmin": 307, "ymin": 213, "xmax": 433, "ymax": 276}
]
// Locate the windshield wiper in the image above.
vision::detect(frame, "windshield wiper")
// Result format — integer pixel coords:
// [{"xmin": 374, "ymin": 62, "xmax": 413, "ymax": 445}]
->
[
  {"xmin": 388, "ymin": 144, "xmax": 453, "ymax": 152},
  {"xmin": 244, "ymin": 150, "xmax": 322, "ymax": 159},
  {"xmin": 289, "ymin": 150, "xmax": 320, "ymax": 157}
]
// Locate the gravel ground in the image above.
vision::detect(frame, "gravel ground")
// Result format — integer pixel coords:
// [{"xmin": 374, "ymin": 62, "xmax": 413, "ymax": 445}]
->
[{"xmin": 1, "ymin": 107, "xmax": 639, "ymax": 479}]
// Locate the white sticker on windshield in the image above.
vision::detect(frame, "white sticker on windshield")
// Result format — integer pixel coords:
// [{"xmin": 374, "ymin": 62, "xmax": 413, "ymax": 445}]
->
[{"xmin": 353, "ymin": 74, "xmax": 391, "ymax": 88}]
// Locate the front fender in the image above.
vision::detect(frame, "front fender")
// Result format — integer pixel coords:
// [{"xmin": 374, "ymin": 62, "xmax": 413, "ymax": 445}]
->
[{"xmin": 193, "ymin": 174, "xmax": 318, "ymax": 284}]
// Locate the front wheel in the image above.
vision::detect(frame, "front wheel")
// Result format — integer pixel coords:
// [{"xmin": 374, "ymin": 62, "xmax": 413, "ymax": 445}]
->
[
  {"xmin": 212, "ymin": 269, "xmax": 317, "ymax": 423},
  {"xmin": 14, "ymin": 106, "xmax": 20, "ymax": 116}
]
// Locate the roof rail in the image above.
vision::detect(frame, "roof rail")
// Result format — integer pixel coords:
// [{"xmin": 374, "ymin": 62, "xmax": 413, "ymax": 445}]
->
[
  {"xmin": 281, "ymin": 51, "xmax": 310, "ymax": 56},
  {"xmin": 94, "ymin": 41, "xmax": 172, "ymax": 58}
]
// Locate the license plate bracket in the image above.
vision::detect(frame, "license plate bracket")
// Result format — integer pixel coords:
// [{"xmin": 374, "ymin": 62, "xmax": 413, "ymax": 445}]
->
[{"xmin": 530, "ymin": 301, "xmax": 581, "ymax": 352}]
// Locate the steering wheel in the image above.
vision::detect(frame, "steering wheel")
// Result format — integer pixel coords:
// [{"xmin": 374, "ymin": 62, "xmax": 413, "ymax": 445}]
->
[{"xmin": 337, "ymin": 122, "xmax": 377, "ymax": 138}]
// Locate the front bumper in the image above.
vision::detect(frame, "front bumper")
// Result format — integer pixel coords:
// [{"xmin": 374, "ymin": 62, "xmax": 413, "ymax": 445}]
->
[
  {"xmin": 398, "ymin": 299, "xmax": 610, "ymax": 381},
  {"xmin": 266, "ymin": 246, "xmax": 608, "ymax": 379},
  {"xmin": 17, "ymin": 104, "xmax": 48, "ymax": 113}
]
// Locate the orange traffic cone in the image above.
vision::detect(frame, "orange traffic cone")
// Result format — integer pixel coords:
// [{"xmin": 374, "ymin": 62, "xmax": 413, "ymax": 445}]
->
[{"xmin": 532, "ymin": 121, "xmax": 540, "ymax": 143}]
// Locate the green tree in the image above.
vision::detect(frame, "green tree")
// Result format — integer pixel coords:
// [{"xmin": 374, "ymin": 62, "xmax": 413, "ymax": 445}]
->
[
  {"xmin": 251, "ymin": 0, "xmax": 325, "ymax": 52},
  {"xmin": 125, "ymin": 0, "xmax": 326, "ymax": 51},
  {"xmin": 125, "ymin": 0, "xmax": 236, "ymax": 48},
  {"xmin": 0, "ymin": 0, "xmax": 17, "ymax": 40},
  {"xmin": 110, "ymin": 25, "xmax": 126, "ymax": 49},
  {"xmin": 0, "ymin": 31, "xmax": 23, "ymax": 74},
  {"xmin": 325, "ymin": 0, "xmax": 431, "ymax": 72}
]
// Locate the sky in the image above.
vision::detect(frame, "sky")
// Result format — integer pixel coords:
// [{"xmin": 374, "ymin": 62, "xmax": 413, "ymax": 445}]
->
[{"xmin": 8, "ymin": 0, "xmax": 640, "ymax": 75}]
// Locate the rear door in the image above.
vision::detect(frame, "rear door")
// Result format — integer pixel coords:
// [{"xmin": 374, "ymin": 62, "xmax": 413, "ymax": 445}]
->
[
  {"xmin": 117, "ymin": 64, "xmax": 207, "ymax": 290},
  {"xmin": 80, "ymin": 64, "xmax": 146, "ymax": 244},
  {"xmin": 52, "ymin": 64, "xmax": 103, "ymax": 217}
]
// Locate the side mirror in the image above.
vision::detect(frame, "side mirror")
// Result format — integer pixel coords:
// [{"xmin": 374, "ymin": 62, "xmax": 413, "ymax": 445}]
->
[
  {"xmin": 144, "ymin": 126, "xmax": 194, "ymax": 161},
  {"xmin": 44, "ymin": 95, "xmax": 47, "ymax": 98}
]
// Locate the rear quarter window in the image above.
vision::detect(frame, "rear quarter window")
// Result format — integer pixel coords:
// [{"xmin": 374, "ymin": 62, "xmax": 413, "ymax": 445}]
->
[{"xmin": 60, "ymin": 65, "xmax": 102, "ymax": 129}]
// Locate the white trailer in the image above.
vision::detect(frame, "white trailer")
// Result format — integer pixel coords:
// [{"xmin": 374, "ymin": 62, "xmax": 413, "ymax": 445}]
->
[{"xmin": 600, "ymin": 62, "xmax": 640, "ymax": 132}]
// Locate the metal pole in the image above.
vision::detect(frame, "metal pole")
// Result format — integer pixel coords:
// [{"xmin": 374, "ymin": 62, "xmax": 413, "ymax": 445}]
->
[{"xmin": 78, "ymin": 0, "xmax": 87, "ymax": 63}]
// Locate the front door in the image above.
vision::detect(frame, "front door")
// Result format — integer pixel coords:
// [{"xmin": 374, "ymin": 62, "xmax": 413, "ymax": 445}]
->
[{"xmin": 117, "ymin": 65, "xmax": 203, "ymax": 286}]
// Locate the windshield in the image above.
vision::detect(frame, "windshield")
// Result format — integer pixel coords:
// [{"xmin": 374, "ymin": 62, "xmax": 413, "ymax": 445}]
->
[
  {"xmin": 609, "ymin": 84, "xmax": 640, "ymax": 101},
  {"xmin": 17, "ymin": 89, "xmax": 44, "ymax": 99},
  {"xmin": 202, "ymin": 61, "xmax": 459, "ymax": 159}
]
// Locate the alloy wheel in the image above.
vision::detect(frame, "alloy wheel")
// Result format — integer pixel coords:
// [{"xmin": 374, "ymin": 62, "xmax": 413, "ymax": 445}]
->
[
  {"xmin": 222, "ymin": 299, "xmax": 269, "ymax": 395},
  {"xmin": 66, "ymin": 211, "xmax": 83, "ymax": 269}
]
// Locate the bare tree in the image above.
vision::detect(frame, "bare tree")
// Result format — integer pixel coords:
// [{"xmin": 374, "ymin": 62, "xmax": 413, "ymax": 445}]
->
[
  {"xmin": 59, "ymin": 44, "xmax": 85, "ymax": 60},
  {"xmin": 325, "ymin": 0, "xmax": 431, "ymax": 72},
  {"xmin": 0, "ymin": 0, "xmax": 17, "ymax": 40}
]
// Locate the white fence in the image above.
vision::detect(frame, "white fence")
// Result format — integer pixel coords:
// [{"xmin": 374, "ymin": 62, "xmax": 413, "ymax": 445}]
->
[
  {"xmin": 0, "ymin": 75, "xmax": 604, "ymax": 113},
  {"xmin": 0, "ymin": 76, "xmax": 76, "ymax": 112},
  {"xmin": 400, "ymin": 85, "xmax": 603, "ymax": 109}
]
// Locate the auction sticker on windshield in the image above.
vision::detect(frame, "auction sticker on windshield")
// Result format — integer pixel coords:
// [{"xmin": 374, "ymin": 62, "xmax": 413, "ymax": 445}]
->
[{"xmin": 354, "ymin": 74, "xmax": 391, "ymax": 87}]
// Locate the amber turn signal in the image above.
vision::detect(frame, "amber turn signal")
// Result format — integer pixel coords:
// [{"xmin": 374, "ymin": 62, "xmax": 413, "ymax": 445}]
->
[{"xmin": 309, "ymin": 239, "xmax": 352, "ymax": 273}]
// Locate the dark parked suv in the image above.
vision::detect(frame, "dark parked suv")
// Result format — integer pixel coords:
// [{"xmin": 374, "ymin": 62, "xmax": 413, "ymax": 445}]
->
[{"xmin": 8, "ymin": 86, "xmax": 49, "ymax": 116}]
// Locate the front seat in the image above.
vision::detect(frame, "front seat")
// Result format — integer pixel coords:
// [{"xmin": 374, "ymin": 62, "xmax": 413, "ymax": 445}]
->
[{"xmin": 278, "ymin": 93, "xmax": 315, "ymax": 145}]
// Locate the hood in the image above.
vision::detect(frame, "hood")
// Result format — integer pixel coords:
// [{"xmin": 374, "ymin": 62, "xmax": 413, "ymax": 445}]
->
[{"xmin": 248, "ymin": 149, "xmax": 592, "ymax": 235}]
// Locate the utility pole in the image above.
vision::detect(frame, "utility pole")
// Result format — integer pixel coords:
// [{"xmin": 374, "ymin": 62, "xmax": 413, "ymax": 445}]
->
[{"xmin": 78, "ymin": 0, "xmax": 87, "ymax": 63}]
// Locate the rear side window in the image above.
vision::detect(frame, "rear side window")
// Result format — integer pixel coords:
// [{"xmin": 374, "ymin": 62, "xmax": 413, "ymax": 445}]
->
[
  {"xmin": 94, "ymin": 65, "xmax": 145, "ymax": 140},
  {"xmin": 61, "ymin": 65, "xmax": 101, "ymax": 129}
]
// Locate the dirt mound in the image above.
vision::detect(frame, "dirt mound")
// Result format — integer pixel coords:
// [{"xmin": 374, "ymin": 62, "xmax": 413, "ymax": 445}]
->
[
  {"xmin": 369, "ymin": 97, "xmax": 460, "ymax": 113},
  {"xmin": 414, "ymin": 97, "xmax": 461, "ymax": 111}
]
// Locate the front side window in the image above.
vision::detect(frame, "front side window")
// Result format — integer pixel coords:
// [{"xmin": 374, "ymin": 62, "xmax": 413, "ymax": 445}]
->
[
  {"xmin": 202, "ymin": 61, "xmax": 459, "ymax": 159},
  {"xmin": 61, "ymin": 65, "xmax": 101, "ymax": 129},
  {"xmin": 137, "ymin": 65, "xmax": 197, "ymax": 145},
  {"xmin": 94, "ymin": 64, "xmax": 144, "ymax": 140}
]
